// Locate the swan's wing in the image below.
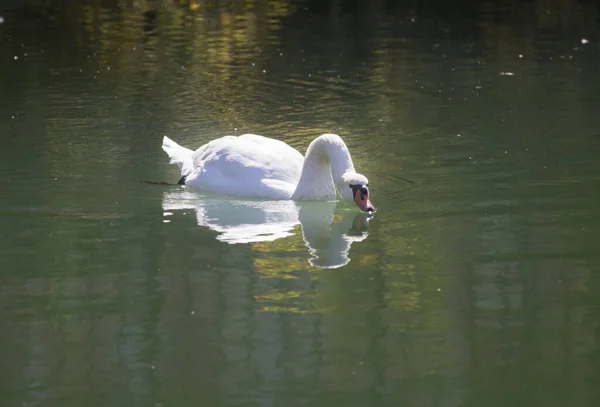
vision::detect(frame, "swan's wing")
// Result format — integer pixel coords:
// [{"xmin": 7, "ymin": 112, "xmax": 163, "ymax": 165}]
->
[
  {"xmin": 238, "ymin": 134, "xmax": 303, "ymax": 161},
  {"xmin": 188, "ymin": 135, "xmax": 303, "ymax": 199}
]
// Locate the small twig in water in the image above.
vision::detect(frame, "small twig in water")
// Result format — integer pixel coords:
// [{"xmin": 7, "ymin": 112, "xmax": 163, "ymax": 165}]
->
[{"xmin": 140, "ymin": 180, "xmax": 177, "ymax": 186}]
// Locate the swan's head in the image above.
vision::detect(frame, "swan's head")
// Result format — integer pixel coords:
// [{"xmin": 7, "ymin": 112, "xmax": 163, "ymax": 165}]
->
[{"xmin": 338, "ymin": 172, "xmax": 376, "ymax": 213}]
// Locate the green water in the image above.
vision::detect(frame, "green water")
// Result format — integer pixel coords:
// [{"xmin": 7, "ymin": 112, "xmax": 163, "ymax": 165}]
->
[{"xmin": 1, "ymin": 1, "xmax": 600, "ymax": 406}]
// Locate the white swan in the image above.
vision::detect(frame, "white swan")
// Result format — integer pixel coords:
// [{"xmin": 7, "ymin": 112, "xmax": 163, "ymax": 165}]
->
[{"xmin": 162, "ymin": 133, "xmax": 375, "ymax": 212}]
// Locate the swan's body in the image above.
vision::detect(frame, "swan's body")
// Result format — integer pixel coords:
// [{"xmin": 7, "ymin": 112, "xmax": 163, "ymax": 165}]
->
[{"xmin": 162, "ymin": 133, "xmax": 374, "ymax": 211}]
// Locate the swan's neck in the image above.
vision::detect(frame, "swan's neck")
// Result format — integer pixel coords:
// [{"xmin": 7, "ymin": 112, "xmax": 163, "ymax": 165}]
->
[{"xmin": 291, "ymin": 134, "xmax": 355, "ymax": 200}]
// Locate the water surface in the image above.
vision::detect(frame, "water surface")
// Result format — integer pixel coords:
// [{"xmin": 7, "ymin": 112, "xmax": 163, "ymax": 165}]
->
[{"xmin": 1, "ymin": 1, "xmax": 600, "ymax": 406}]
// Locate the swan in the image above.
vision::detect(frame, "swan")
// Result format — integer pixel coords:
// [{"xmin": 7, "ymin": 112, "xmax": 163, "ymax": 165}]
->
[{"xmin": 161, "ymin": 133, "xmax": 375, "ymax": 212}]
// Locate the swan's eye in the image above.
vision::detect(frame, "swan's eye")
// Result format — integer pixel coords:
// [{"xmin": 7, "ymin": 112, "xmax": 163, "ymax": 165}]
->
[{"xmin": 350, "ymin": 184, "xmax": 368, "ymax": 197}]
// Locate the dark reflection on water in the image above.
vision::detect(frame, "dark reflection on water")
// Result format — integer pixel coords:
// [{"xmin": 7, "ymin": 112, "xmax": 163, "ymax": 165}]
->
[{"xmin": 1, "ymin": 1, "xmax": 600, "ymax": 407}]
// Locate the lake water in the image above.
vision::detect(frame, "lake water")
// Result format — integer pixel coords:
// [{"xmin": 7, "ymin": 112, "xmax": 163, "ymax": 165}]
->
[{"xmin": 1, "ymin": 1, "xmax": 600, "ymax": 406}]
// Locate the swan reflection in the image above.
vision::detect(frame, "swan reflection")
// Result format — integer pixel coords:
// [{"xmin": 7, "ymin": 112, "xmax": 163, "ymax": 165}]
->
[{"xmin": 162, "ymin": 190, "xmax": 372, "ymax": 268}]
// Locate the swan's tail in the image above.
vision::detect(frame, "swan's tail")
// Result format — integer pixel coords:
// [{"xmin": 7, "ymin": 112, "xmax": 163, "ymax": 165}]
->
[{"xmin": 162, "ymin": 136, "xmax": 194, "ymax": 183}]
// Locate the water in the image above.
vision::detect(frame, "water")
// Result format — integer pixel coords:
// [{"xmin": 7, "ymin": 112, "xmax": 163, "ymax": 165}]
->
[{"xmin": 1, "ymin": 1, "xmax": 600, "ymax": 406}]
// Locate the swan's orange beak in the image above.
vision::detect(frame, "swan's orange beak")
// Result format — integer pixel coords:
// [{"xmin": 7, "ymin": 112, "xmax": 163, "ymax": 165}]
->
[{"xmin": 354, "ymin": 187, "xmax": 375, "ymax": 213}]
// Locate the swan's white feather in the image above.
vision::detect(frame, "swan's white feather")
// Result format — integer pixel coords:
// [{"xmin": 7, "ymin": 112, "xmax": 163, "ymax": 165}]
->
[
  {"xmin": 165, "ymin": 134, "xmax": 303, "ymax": 199},
  {"xmin": 162, "ymin": 133, "xmax": 369, "ymax": 205},
  {"xmin": 162, "ymin": 136, "xmax": 195, "ymax": 178}
]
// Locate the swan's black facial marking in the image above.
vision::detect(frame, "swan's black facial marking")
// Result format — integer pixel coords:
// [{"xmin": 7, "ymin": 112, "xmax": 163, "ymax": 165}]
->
[
  {"xmin": 349, "ymin": 184, "xmax": 369, "ymax": 200},
  {"xmin": 349, "ymin": 183, "xmax": 375, "ymax": 212},
  {"xmin": 177, "ymin": 175, "xmax": 187, "ymax": 185}
]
